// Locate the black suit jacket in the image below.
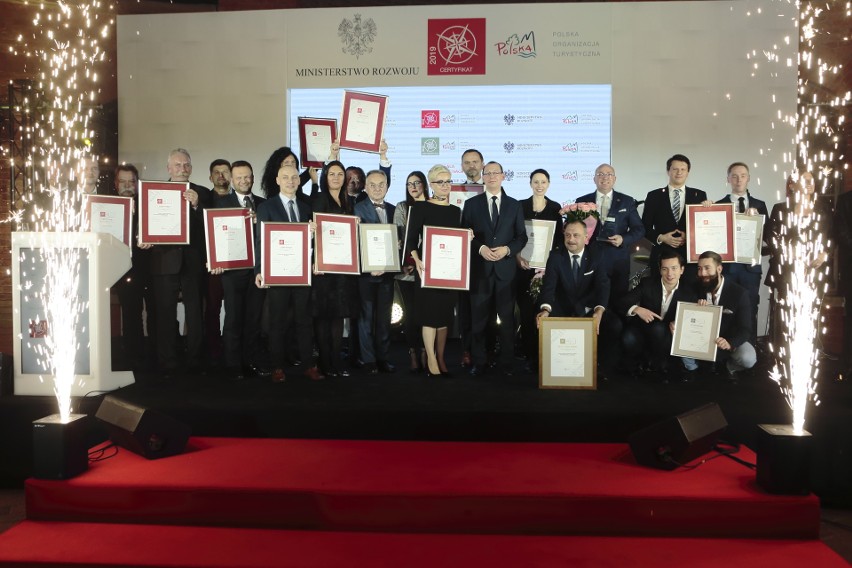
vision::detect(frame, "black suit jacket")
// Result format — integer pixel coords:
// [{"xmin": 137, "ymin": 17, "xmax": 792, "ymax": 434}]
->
[
  {"xmin": 616, "ymin": 277, "xmax": 697, "ymax": 325},
  {"xmin": 214, "ymin": 191, "xmax": 266, "ymax": 276},
  {"xmin": 576, "ymin": 190, "xmax": 645, "ymax": 260},
  {"xmin": 704, "ymin": 279, "xmax": 752, "ymax": 349},
  {"xmin": 149, "ymin": 181, "xmax": 212, "ymax": 276},
  {"xmin": 642, "ymin": 185, "xmax": 708, "ymax": 261},
  {"xmin": 254, "ymin": 194, "xmax": 313, "ymax": 275},
  {"xmin": 462, "ymin": 189, "xmax": 528, "ymax": 282},
  {"xmin": 836, "ymin": 191, "xmax": 852, "ymax": 290},
  {"xmin": 715, "ymin": 192, "xmax": 769, "ymax": 274},
  {"xmin": 539, "ymin": 245, "xmax": 610, "ymax": 317}
]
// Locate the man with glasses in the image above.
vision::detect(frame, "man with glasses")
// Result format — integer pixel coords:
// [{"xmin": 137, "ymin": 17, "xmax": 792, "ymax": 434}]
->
[
  {"xmin": 462, "ymin": 161, "xmax": 527, "ymax": 376},
  {"xmin": 576, "ymin": 163, "xmax": 644, "ymax": 299}
]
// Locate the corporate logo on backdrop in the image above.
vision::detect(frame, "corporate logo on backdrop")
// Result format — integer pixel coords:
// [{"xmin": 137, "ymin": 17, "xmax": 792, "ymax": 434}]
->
[
  {"xmin": 428, "ymin": 19, "xmax": 486, "ymax": 75},
  {"xmin": 338, "ymin": 14, "xmax": 377, "ymax": 59},
  {"xmin": 495, "ymin": 31, "xmax": 536, "ymax": 58},
  {"xmin": 504, "ymin": 114, "xmax": 543, "ymax": 126},
  {"xmin": 562, "ymin": 142, "xmax": 601, "ymax": 153},
  {"xmin": 563, "ymin": 114, "xmax": 602, "ymax": 125},
  {"xmin": 563, "ymin": 143, "xmax": 579, "ymax": 153},
  {"xmin": 421, "ymin": 110, "xmax": 440, "ymax": 128},
  {"xmin": 442, "ymin": 114, "xmax": 456, "ymax": 124},
  {"xmin": 421, "ymin": 137, "xmax": 440, "ymax": 155},
  {"xmin": 442, "ymin": 141, "xmax": 457, "ymax": 151}
]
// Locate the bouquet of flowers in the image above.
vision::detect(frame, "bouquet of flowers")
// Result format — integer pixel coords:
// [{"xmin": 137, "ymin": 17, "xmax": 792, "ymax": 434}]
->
[
  {"xmin": 559, "ymin": 202, "xmax": 600, "ymax": 245},
  {"xmin": 528, "ymin": 268, "xmax": 546, "ymax": 300}
]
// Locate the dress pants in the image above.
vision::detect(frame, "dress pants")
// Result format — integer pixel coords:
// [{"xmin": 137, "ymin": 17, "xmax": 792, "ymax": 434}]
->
[
  {"xmin": 152, "ymin": 268, "xmax": 203, "ymax": 371},
  {"xmin": 221, "ymin": 269, "xmax": 265, "ymax": 368},
  {"xmin": 357, "ymin": 277, "xmax": 394, "ymax": 364},
  {"xmin": 266, "ymin": 286, "xmax": 313, "ymax": 369},
  {"xmin": 470, "ymin": 274, "xmax": 515, "ymax": 369}
]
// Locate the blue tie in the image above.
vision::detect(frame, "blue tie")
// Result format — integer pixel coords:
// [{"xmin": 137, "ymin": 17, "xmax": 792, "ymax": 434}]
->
[
  {"xmin": 288, "ymin": 200, "xmax": 297, "ymax": 222},
  {"xmin": 572, "ymin": 254, "xmax": 580, "ymax": 282}
]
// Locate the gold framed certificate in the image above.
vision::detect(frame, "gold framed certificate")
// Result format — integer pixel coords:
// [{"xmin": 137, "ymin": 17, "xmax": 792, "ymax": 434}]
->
[
  {"xmin": 539, "ymin": 317, "xmax": 596, "ymax": 390},
  {"xmin": 735, "ymin": 213, "xmax": 765, "ymax": 266},
  {"xmin": 359, "ymin": 223, "xmax": 400, "ymax": 273},
  {"xmin": 670, "ymin": 301, "xmax": 723, "ymax": 362}
]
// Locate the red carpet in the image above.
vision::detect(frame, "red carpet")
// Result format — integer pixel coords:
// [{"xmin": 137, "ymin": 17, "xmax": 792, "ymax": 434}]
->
[{"xmin": 26, "ymin": 437, "xmax": 819, "ymax": 538}]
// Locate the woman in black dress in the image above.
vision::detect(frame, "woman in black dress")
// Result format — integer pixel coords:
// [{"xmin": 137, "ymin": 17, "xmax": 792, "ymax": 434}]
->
[
  {"xmin": 406, "ymin": 165, "xmax": 464, "ymax": 376},
  {"xmin": 311, "ymin": 161, "xmax": 359, "ymax": 377}
]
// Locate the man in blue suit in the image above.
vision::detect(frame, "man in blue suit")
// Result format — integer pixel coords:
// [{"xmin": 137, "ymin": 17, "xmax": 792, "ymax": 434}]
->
[
  {"xmin": 462, "ymin": 161, "xmax": 528, "ymax": 375},
  {"xmin": 714, "ymin": 162, "xmax": 768, "ymax": 344},
  {"xmin": 576, "ymin": 163, "xmax": 645, "ymax": 300},
  {"xmin": 354, "ymin": 169, "xmax": 397, "ymax": 374}
]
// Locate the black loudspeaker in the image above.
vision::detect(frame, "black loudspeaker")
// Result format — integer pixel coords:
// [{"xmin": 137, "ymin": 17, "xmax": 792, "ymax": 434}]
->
[
  {"xmin": 629, "ymin": 403, "xmax": 728, "ymax": 470},
  {"xmin": 95, "ymin": 396, "xmax": 190, "ymax": 459},
  {"xmin": 32, "ymin": 414, "xmax": 89, "ymax": 479}
]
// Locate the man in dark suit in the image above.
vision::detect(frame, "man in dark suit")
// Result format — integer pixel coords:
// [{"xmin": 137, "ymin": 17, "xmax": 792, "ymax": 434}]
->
[
  {"xmin": 696, "ymin": 251, "xmax": 756, "ymax": 381},
  {"xmin": 576, "ymin": 163, "xmax": 645, "ymax": 300},
  {"xmin": 617, "ymin": 250, "xmax": 698, "ymax": 382},
  {"xmin": 210, "ymin": 160, "xmax": 269, "ymax": 381},
  {"xmin": 715, "ymin": 162, "xmax": 769, "ymax": 344},
  {"xmin": 462, "ymin": 161, "xmax": 528, "ymax": 375},
  {"xmin": 536, "ymin": 219, "xmax": 623, "ymax": 377},
  {"xmin": 149, "ymin": 148, "xmax": 212, "ymax": 375},
  {"xmin": 642, "ymin": 154, "xmax": 708, "ymax": 286},
  {"xmin": 254, "ymin": 164, "xmax": 322, "ymax": 383},
  {"xmin": 354, "ymin": 169, "xmax": 397, "ymax": 374}
]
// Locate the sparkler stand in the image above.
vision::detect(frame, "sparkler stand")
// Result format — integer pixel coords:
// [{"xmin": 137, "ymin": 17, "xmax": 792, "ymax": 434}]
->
[
  {"xmin": 32, "ymin": 414, "xmax": 89, "ymax": 480},
  {"xmin": 755, "ymin": 424, "xmax": 812, "ymax": 495}
]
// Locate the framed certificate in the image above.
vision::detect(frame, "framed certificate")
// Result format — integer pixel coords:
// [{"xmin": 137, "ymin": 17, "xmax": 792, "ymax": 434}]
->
[
  {"xmin": 84, "ymin": 195, "xmax": 133, "ymax": 247},
  {"xmin": 298, "ymin": 117, "xmax": 337, "ymax": 168},
  {"xmin": 519, "ymin": 219, "xmax": 557, "ymax": 269},
  {"xmin": 735, "ymin": 213, "xmax": 765, "ymax": 266},
  {"xmin": 261, "ymin": 222, "xmax": 311, "ymax": 286},
  {"xmin": 538, "ymin": 317, "xmax": 596, "ymax": 390},
  {"xmin": 204, "ymin": 208, "xmax": 254, "ymax": 271},
  {"xmin": 338, "ymin": 90, "xmax": 388, "ymax": 153},
  {"xmin": 670, "ymin": 301, "xmax": 723, "ymax": 362},
  {"xmin": 422, "ymin": 225, "xmax": 470, "ymax": 290},
  {"xmin": 449, "ymin": 184, "xmax": 484, "ymax": 212},
  {"xmin": 686, "ymin": 204, "xmax": 736, "ymax": 263},
  {"xmin": 138, "ymin": 181, "xmax": 190, "ymax": 245},
  {"xmin": 360, "ymin": 223, "xmax": 400, "ymax": 273},
  {"xmin": 314, "ymin": 212, "xmax": 360, "ymax": 275}
]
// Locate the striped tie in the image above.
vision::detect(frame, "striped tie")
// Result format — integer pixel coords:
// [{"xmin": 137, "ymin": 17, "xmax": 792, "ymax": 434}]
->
[{"xmin": 672, "ymin": 189, "xmax": 681, "ymax": 221}]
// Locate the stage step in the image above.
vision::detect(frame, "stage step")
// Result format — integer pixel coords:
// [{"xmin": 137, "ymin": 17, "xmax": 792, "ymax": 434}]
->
[
  {"xmin": 0, "ymin": 520, "xmax": 846, "ymax": 568},
  {"xmin": 25, "ymin": 437, "xmax": 820, "ymax": 539}
]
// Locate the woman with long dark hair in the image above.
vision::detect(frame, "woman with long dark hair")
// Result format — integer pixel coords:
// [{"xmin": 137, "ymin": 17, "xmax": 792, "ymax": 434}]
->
[{"xmin": 260, "ymin": 146, "xmax": 317, "ymax": 201}]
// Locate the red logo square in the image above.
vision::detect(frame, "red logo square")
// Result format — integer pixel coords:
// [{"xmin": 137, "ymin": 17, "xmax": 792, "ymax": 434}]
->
[
  {"xmin": 428, "ymin": 19, "xmax": 486, "ymax": 76},
  {"xmin": 421, "ymin": 110, "xmax": 440, "ymax": 128}
]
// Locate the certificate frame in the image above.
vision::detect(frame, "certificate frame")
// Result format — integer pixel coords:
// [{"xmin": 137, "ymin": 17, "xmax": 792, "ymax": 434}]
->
[
  {"xmin": 735, "ymin": 213, "xmax": 765, "ymax": 266},
  {"xmin": 449, "ymin": 184, "xmax": 484, "ymax": 212},
  {"xmin": 314, "ymin": 212, "xmax": 360, "ymax": 275},
  {"xmin": 422, "ymin": 225, "xmax": 470, "ymax": 290},
  {"xmin": 138, "ymin": 180, "xmax": 190, "ymax": 245},
  {"xmin": 261, "ymin": 222, "xmax": 312, "ymax": 286},
  {"xmin": 686, "ymin": 203, "xmax": 736, "ymax": 263},
  {"xmin": 298, "ymin": 116, "xmax": 337, "ymax": 168},
  {"xmin": 538, "ymin": 317, "xmax": 597, "ymax": 390},
  {"xmin": 204, "ymin": 208, "xmax": 255, "ymax": 271},
  {"xmin": 520, "ymin": 219, "xmax": 557, "ymax": 269},
  {"xmin": 360, "ymin": 223, "xmax": 401, "ymax": 273},
  {"xmin": 338, "ymin": 90, "xmax": 388, "ymax": 153},
  {"xmin": 670, "ymin": 301, "xmax": 723, "ymax": 362},
  {"xmin": 84, "ymin": 195, "xmax": 133, "ymax": 247}
]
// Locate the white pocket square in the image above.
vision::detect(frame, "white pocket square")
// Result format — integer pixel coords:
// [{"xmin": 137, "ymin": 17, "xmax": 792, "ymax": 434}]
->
[
  {"xmin": 723, "ymin": 309, "xmax": 734, "ymax": 315},
  {"xmin": 583, "ymin": 270, "xmax": 594, "ymax": 276}
]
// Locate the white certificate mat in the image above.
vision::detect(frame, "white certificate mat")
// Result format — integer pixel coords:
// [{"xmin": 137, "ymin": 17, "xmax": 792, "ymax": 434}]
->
[
  {"xmin": 735, "ymin": 213, "xmax": 765, "ymax": 265},
  {"xmin": 671, "ymin": 302, "xmax": 723, "ymax": 362},
  {"xmin": 270, "ymin": 229, "xmax": 304, "ymax": 278},
  {"xmin": 520, "ymin": 219, "xmax": 557, "ymax": 269},
  {"xmin": 146, "ymin": 189, "xmax": 183, "ymax": 236},
  {"xmin": 360, "ymin": 223, "xmax": 400, "ymax": 272},
  {"xmin": 321, "ymin": 220, "xmax": 353, "ymax": 265},
  {"xmin": 539, "ymin": 317, "xmax": 596, "ymax": 389},
  {"xmin": 212, "ymin": 216, "xmax": 249, "ymax": 262}
]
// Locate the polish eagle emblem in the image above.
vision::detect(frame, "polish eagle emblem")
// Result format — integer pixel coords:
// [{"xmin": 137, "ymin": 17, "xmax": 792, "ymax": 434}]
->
[{"xmin": 338, "ymin": 14, "xmax": 377, "ymax": 59}]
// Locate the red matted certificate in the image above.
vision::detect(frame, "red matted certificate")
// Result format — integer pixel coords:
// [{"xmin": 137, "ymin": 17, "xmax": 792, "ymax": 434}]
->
[
  {"xmin": 422, "ymin": 226, "xmax": 470, "ymax": 290},
  {"xmin": 338, "ymin": 90, "xmax": 388, "ymax": 153},
  {"xmin": 84, "ymin": 195, "xmax": 133, "ymax": 247},
  {"xmin": 315, "ymin": 213, "xmax": 360, "ymax": 275},
  {"xmin": 138, "ymin": 181, "xmax": 189, "ymax": 245},
  {"xmin": 686, "ymin": 203, "xmax": 736, "ymax": 263},
  {"xmin": 449, "ymin": 184, "xmax": 484, "ymax": 212},
  {"xmin": 204, "ymin": 208, "xmax": 254, "ymax": 271},
  {"xmin": 261, "ymin": 222, "xmax": 311, "ymax": 286},
  {"xmin": 298, "ymin": 117, "xmax": 337, "ymax": 168}
]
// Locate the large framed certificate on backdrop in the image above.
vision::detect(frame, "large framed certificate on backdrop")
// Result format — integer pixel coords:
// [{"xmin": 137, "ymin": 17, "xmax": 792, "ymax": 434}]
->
[
  {"xmin": 519, "ymin": 219, "xmax": 557, "ymax": 269},
  {"xmin": 671, "ymin": 302, "xmax": 723, "ymax": 362},
  {"xmin": 314, "ymin": 213, "xmax": 360, "ymax": 275},
  {"xmin": 449, "ymin": 184, "xmax": 484, "ymax": 212},
  {"xmin": 538, "ymin": 317, "xmax": 596, "ymax": 390},
  {"xmin": 421, "ymin": 226, "xmax": 470, "ymax": 290},
  {"xmin": 360, "ymin": 223, "xmax": 400, "ymax": 273},
  {"xmin": 261, "ymin": 222, "xmax": 311, "ymax": 286},
  {"xmin": 298, "ymin": 117, "xmax": 337, "ymax": 168},
  {"xmin": 686, "ymin": 204, "xmax": 736, "ymax": 263},
  {"xmin": 735, "ymin": 213, "xmax": 765, "ymax": 266},
  {"xmin": 338, "ymin": 90, "xmax": 388, "ymax": 153},
  {"xmin": 138, "ymin": 181, "xmax": 189, "ymax": 245},
  {"xmin": 84, "ymin": 195, "xmax": 133, "ymax": 247},
  {"xmin": 204, "ymin": 208, "xmax": 254, "ymax": 271}
]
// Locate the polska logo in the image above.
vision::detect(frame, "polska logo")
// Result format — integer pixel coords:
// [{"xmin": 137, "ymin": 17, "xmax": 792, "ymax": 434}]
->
[
  {"xmin": 338, "ymin": 14, "xmax": 377, "ymax": 59},
  {"xmin": 562, "ymin": 171, "xmax": 579, "ymax": 181},
  {"xmin": 563, "ymin": 143, "xmax": 579, "ymax": 153},
  {"xmin": 29, "ymin": 319, "xmax": 48, "ymax": 338},
  {"xmin": 495, "ymin": 31, "xmax": 536, "ymax": 58},
  {"xmin": 504, "ymin": 114, "xmax": 515, "ymax": 126},
  {"xmin": 563, "ymin": 115, "xmax": 579, "ymax": 124},
  {"xmin": 503, "ymin": 141, "xmax": 515, "ymax": 154},
  {"xmin": 421, "ymin": 110, "xmax": 440, "ymax": 128},
  {"xmin": 442, "ymin": 114, "xmax": 457, "ymax": 124}
]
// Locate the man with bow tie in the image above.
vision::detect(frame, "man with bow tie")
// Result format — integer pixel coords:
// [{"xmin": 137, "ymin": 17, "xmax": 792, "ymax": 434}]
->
[{"xmin": 353, "ymin": 170, "xmax": 397, "ymax": 374}]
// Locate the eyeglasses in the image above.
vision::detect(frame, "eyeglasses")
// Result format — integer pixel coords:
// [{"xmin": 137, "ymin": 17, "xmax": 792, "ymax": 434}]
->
[
  {"xmin": 431, "ymin": 179, "xmax": 452, "ymax": 186},
  {"xmin": 406, "ymin": 181, "xmax": 422, "ymax": 188},
  {"xmin": 594, "ymin": 173, "xmax": 615, "ymax": 178},
  {"xmin": 482, "ymin": 171, "xmax": 503, "ymax": 177}
]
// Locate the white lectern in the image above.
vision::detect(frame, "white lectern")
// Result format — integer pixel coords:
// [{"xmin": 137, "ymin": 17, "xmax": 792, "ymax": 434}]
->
[{"xmin": 12, "ymin": 231, "xmax": 134, "ymax": 396}]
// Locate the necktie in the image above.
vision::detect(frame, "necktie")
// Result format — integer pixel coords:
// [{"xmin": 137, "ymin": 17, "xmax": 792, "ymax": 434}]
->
[
  {"xmin": 288, "ymin": 200, "xmax": 297, "ymax": 223},
  {"xmin": 572, "ymin": 254, "xmax": 580, "ymax": 282},
  {"xmin": 244, "ymin": 195, "xmax": 254, "ymax": 211},
  {"xmin": 599, "ymin": 194, "xmax": 610, "ymax": 220},
  {"xmin": 672, "ymin": 189, "xmax": 681, "ymax": 221},
  {"xmin": 491, "ymin": 195, "xmax": 499, "ymax": 229},
  {"xmin": 373, "ymin": 202, "xmax": 385, "ymax": 210},
  {"xmin": 738, "ymin": 196, "xmax": 745, "ymax": 214}
]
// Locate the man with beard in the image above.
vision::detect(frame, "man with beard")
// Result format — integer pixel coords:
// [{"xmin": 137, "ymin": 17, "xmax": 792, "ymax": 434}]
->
[
  {"xmin": 205, "ymin": 159, "xmax": 232, "ymax": 364},
  {"xmin": 695, "ymin": 251, "xmax": 756, "ymax": 381}
]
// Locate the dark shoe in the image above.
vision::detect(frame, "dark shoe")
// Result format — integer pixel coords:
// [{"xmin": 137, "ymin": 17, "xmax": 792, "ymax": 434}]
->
[
  {"xmin": 338, "ymin": 369, "xmax": 351, "ymax": 378},
  {"xmin": 679, "ymin": 368, "xmax": 699, "ymax": 383},
  {"xmin": 325, "ymin": 370, "xmax": 339, "ymax": 379},
  {"xmin": 363, "ymin": 363, "xmax": 378, "ymax": 375},
  {"xmin": 271, "ymin": 368, "xmax": 286, "ymax": 383},
  {"xmin": 350, "ymin": 359, "xmax": 364, "ymax": 369},
  {"xmin": 503, "ymin": 366, "xmax": 515, "ymax": 376},
  {"xmin": 377, "ymin": 361, "xmax": 396, "ymax": 374},
  {"xmin": 440, "ymin": 371, "xmax": 453, "ymax": 378},
  {"xmin": 304, "ymin": 366, "xmax": 325, "ymax": 381},
  {"xmin": 461, "ymin": 351, "xmax": 472, "ymax": 368},
  {"xmin": 469, "ymin": 364, "xmax": 486, "ymax": 377}
]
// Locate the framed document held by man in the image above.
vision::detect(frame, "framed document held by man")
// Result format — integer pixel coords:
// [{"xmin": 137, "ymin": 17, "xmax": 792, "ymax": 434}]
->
[
  {"xmin": 260, "ymin": 222, "xmax": 312, "ymax": 286},
  {"xmin": 671, "ymin": 301, "xmax": 723, "ymax": 361},
  {"xmin": 314, "ymin": 212, "xmax": 360, "ymax": 275},
  {"xmin": 84, "ymin": 195, "xmax": 133, "ymax": 247},
  {"xmin": 360, "ymin": 223, "xmax": 400, "ymax": 273},
  {"xmin": 138, "ymin": 181, "xmax": 190, "ymax": 245},
  {"xmin": 298, "ymin": 117, "xmax": 337, "ymax": 168},
  {"xmin": 449, "ymin": 184, "xmax": 484, "ymax": 212},
  {"xmin": 686, "ymin": 204, "xmax": 736, "ymax": 263},
  {"xmin": 421, "ymin": 225, "xmax": 470, "ymax": 290},
  {"xmin": 538, "ymin": 317, "xmax": 596, "ymax": 389},
  {"xmin": 204, "ymin": 208, "xmax": 255, "ymax": 271},
  {"xmin": 735, "ymin": 213, "xmax": 765, "ymax": 266},
  {"xmin": 338, "ymin": 90, "xmax": 388, "ymax": 153},
  {"xmin": 519, "ymin": 219, "xmax": 557, "ymax": 269}
]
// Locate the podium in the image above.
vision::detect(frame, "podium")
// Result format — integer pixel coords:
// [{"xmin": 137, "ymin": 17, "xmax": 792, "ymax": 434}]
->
[{"xmin": 12, "ymin": 232, "xmax": 135, "ymax": 396}]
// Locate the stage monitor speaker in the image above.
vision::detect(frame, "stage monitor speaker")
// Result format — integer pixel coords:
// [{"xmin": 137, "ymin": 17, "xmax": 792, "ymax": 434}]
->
[
  {"xmin": 628, "ymin": 403, "xmax": 727, "ymax": 470},
  {"xmin": 95, "ymin": 395, "xmax": 190, "ymax": 459}
]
